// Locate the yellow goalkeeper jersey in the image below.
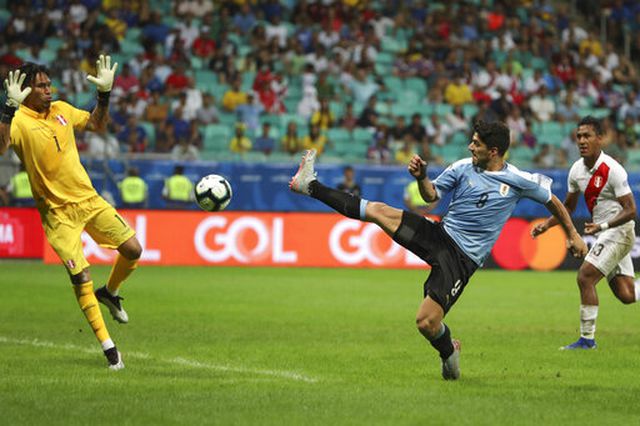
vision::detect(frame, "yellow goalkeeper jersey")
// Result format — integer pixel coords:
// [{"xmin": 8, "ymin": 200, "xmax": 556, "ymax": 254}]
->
[{"xmin": 10, "ymin": 101, "xmax": 93, "ymax": 210}]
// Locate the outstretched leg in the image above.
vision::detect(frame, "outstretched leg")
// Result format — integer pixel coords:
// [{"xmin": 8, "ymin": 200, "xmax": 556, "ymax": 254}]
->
[{"xmin": 290, "ymin": 149, "xmax": 404, "ymax": 234}]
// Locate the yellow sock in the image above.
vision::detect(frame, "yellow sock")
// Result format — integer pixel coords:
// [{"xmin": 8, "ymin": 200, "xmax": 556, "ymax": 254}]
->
[
  {"xmin": 107, "ymin": 254, "xmax": 139, "ymax": 295},
  {"xmin": 73, "ymin": 281, "xmax": 110, "ymax": 344}
]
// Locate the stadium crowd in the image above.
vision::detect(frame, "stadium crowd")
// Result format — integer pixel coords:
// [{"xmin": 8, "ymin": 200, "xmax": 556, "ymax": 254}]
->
[{"xmin": 0, "ymin": 0, "xmax": 640, "ymax": 171}]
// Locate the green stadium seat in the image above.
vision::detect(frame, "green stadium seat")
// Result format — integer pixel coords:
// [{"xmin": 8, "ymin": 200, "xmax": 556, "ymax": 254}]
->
[
  {"xmin": 353, "ymin": 128, "xmax": 374, "ymax": 144},
  {"xmin": 203, "ymin": 124, "xmax": 231, "ymax": 150},
  {"xmin": 403, "ymin": 77, "xmax": 428, "ymax": 98},
  {"xmin": 45, "ymin": 37, "xmax": 64, "ymax": 51}
]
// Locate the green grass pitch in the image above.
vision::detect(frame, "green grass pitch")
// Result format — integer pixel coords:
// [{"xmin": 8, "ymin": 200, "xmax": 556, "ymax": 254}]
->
[{"xmin": 1, "ymin": 261, "xmax": 639, "ymax": 425}]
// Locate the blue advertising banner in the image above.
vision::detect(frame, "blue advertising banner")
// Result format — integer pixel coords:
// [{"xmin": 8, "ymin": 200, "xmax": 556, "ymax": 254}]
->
[{"xmin": 86, "ymin": 158, "xmax": 640, "ymax": 219}]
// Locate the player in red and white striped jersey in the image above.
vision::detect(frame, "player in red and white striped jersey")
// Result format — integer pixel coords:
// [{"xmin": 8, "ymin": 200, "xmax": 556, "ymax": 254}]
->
[{"xmin": 532, "ymin": 116, "xmax": 638, "ymax": 350}]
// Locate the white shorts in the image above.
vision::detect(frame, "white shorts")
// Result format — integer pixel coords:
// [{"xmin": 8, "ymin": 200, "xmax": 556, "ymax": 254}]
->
[{"xmin": 584, "ymin": 223, "xmax": 635, "ymax": 281}]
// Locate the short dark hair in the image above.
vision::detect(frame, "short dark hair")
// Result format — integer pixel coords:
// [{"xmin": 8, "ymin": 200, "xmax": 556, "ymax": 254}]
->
[
  {"xmin": 174, "ymin": 165, "xmax": 184, "ymax": 174},
  {"xmin": 577, "ymin": 115, "xmax": 603, "ymax": 135},
  {"xmin": 16, "ymin": 62, "xmax": 50, "ymax": 90},
  {"xmin": 473, "ymin": 120, "xmax": 510, "ymax": 155}
]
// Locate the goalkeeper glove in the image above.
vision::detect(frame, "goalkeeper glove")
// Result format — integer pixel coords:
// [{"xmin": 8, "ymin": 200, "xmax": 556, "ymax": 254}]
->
[
  {"xmin": 4, "ymin": 70, "xmax": 32, "ymax": 108},
  {"xmin": 86, "ymin": 54, "xmax": 118, "ymax": 92}
]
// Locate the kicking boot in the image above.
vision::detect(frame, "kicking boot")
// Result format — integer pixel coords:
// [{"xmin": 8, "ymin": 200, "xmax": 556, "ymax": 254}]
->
[{"xmin": 95, "ymin": 286, "xmax": 129, "ymax": 324}]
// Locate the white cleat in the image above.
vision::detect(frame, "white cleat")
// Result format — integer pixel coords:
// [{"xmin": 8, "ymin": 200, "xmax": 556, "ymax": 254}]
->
[
  {"xmin": 441, "ymin": 339, "xmax": 461, "ymax": 380},
  {"xmin": 289, "ymin": 149, "xmax": 317, "ymax": 195}
]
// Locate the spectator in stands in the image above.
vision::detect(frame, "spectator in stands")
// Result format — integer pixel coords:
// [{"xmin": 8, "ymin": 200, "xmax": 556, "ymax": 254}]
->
[
  {"xmin": 367, "ymin": 125, "xmax": 392, "ymax": 164},
  {"xmin": 389, "ymin": 115, "xmax": 407, "ymax": 143},
  {"xmin": 446, "ymin": 105, "xmax": 470, "ymax": 134},
  {"xmin": 61, "ymin": 57, "xmax": 88, "ymax": 97},
  {"xmin": 229, "ymin": 122, "xmax": 252, "ymax": 153},
  {"xmin": 254, "ymin": 122, "xmax": 276, "ymax": 155},
  {"xmin": 337, "ymin": 165, "xmax": 361, "ymax": 197},
  {"xmin": 119, "ymin": 168, "xmax": 148, "ymax": 209},
  {"xmin": 281, "ymin": 121, "xmax": 302, "ymax": 155},
  {"xmin": 556, "ymin": 91, "xmax": 581, "ymax": 123},
  {"xmin": 338, "ymin": 102, "xmax": 357, "ymax": 132},
  {"xmin": 85, "ymin": 128, "xmax": 120, "ymax": 159},
  {"xmin": 232, "ymin": 3, "xmax": 256, "ymax": 34},
  {"xmin": 406, "ymin": 113, "xmax": 427, "ymax": 144},
  {"xmin": 192, "ymin": 27, "xmax": 216, "ymax": 60},
  {"xmin": 606, "ymin": 129, "xmax": 628, "ymax": 166},
  {"xmin": 168, "ymin": 107, "xmax": 191, "ymax": 144},
  {"xmin": 236, "ymin": 93, "xmax": 264, "ymax": 132},
  {"xmin": 506, "ymin": 106, "xmax": 526, "ymax": 146},
  {"xmin": 612, "ymin": 56, "xmax": 638, "ymax": 85},
  {"xmin": 523, "ymin": 69, "xmax": 546, "ymax": 96},
  {"xmin": 118, "ymin": 116, "xmax": 148, "ymax": 153},
  {"xmin": 529, "ymin": 85, "xmax": 556, "ymax": 122},
  {"xmin": 444, "ymin": 72, "xmax": 473, "ymax": 106},
  {"xmin": 356, "ymin": 95, "xmax": 379, "ymax": 129},
  {"xmin": 162, "ymin": 165, "xmax": 194, "ymax": 209},
  {"xmin": 426, "ymin": 113, "xmax": 453, "ymax": 147},
  {"xmin": 621, "ymin": 116, "xmax": 639, "ymax": 148},
  {"xmin": 533, "ymin": 144, "xmax": 555, "ymax": 168},
  {"xmin": 171, "ymin": 137, "xmax": 200, "ymax": 161},
  {"xmin": 144, "ymin": 91, "xmax": 170, "ymax": 124},
  {"xmin": 154, "ymin": 121, "xmax": 176, "ymax": 153},
  {"xmin": 142, "ymin": 11, "xmax": 170, "ymax": 46},
  {"xmin": 617, "ymin": 90, "xmax": 640, "ymax": 122},
  {"xmin": 395, "ymin": 138, "xmax": 416, "ymax": 165},
  {"xmin": 302, "ymin": 124, "xmax": 328, "ymax": 155},
  {"xmin": 222, "ymin": 77, "xmax": 248, "ymax": 112},
  {"xmin": 310, "ymin": 99, "xmax": 334, "ymax": 130},
  {"xmin": 7, "ymin": 164, "xmax": 34, "ymax": 207},
  {"xmin": 297, "ymin": 85, "xmax": 320, "ymax": 121},
  {"xmin": 196, "ymin": 94, "xmax": 220, "ymax": 125},
  {"xmin": 164, "ymin": 63, "xmax": 191, "ymax": 98},
  {"xmin": 348, "ymin": 65, "xmax": 379, "ymax": 105},
  {"xmin": 316, "ymin": 70, "xmax": 337, "ymax": 101},
  {"xmin": 521, "ymin": 120, "xmax": 538, "ymax": 149}
]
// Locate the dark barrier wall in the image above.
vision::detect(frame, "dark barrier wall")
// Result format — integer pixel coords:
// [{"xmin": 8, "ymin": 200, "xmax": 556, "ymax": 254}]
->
[{"xmin": 87, "ymin": 159, "xmax": 640, "ymax": 218}]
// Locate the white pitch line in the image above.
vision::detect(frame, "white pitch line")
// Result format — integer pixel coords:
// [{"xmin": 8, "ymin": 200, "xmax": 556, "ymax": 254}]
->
[{"xmin": 0, "ymin": 336, "xmax": 319, "ymax": 384}]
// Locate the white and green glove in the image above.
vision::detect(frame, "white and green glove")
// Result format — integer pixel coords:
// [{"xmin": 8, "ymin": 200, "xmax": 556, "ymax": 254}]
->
[
  {"xmin": 86, "ymin": 54, "xmax": 118, "ymax": 92},
  {"xmin": 4, "ymin": 70, "xmax": 32, "ymax": 108}
]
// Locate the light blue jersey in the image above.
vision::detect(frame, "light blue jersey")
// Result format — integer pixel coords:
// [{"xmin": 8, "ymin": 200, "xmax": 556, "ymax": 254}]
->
[{"xmin": 433, "ymin": 159, "xmax": 552, "ymax": 266}]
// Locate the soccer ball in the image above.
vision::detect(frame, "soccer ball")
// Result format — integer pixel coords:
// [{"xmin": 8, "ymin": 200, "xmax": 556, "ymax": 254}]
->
[{"xmin": 194, "ymin": 174, "xmax": 233, "ymax": 211}]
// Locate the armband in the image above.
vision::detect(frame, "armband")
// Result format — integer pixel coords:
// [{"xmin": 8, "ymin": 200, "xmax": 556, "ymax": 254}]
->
[
  {"xmin": 97, "ymin": 91, "xmax": 111, "ymax": 107},
  {"xmin": 1, "ymin": 103, "xmax": 16, "ymax": 124}
]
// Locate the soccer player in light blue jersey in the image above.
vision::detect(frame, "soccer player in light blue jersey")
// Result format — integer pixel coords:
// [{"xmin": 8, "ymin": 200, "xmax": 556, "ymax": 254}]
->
[{"xmin": 290, "ymin": 120, "xmax": 588, "ymax": 380}]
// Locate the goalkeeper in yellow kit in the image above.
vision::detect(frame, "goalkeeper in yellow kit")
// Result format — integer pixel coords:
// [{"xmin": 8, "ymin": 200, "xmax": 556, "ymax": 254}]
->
[{"xmin": 0, "ymin": 56, "xmax": 142, "ymax": 370}]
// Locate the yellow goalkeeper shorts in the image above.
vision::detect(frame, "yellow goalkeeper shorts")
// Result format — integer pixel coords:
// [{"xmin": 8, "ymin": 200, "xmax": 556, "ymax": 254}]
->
[{"xmin": 41, "ymin": 195, "xmax": 136, "ymax": 275}]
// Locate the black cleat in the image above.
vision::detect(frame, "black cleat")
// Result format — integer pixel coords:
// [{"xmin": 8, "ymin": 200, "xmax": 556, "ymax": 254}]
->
[
  {"xmin": 104, "ymin": 346, "xmax": 124, "ymax": 370},
  {"xmin": 95, "ymin": 286, "xmax": 129, "ymax": 323}
]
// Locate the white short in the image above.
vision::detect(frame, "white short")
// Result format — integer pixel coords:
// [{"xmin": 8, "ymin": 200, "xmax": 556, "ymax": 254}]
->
[{"xmin": 584, "ymin": 223, "xmax": 635, "ymax": 281}]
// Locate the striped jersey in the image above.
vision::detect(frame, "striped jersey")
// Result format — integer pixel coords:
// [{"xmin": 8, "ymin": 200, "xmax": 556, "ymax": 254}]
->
[
  {"xmin": 433, "ymin": 158, "xmax": 552, "ymax": 266},
  {"xmin": 567, "ymin": 151, "xmax": 633, "ymax": 225}
]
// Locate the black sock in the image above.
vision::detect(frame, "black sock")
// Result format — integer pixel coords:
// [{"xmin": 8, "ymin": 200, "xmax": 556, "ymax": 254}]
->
[
  {"xmin": 309, "ymin": 180, "xmax": 363, "ymax": 220},
  {"xmin": 429, "ymin": 323, "xmax": 454, "ymax": 360}
]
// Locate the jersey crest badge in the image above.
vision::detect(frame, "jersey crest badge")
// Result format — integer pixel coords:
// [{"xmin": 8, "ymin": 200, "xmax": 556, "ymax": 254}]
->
[
  {"xmin": 55, "ymin": 114, "xmax": 68, "ymax": 126},
  {"xmin": 594, "ymin": 176, "xmax": 602, "ymax": 188},
  {"xmin": 499, "ymin": 183, "xmax": 510, "ymax": 197}
]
